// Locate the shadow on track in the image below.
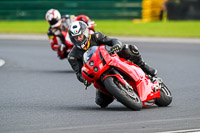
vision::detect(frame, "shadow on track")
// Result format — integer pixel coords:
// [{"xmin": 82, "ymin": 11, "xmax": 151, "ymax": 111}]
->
[
  {"xmin": 27, "ymin": 103, "xmax": 164, "ymax": 112},
  {"xmin": 39, "ymin": 69, "xmax": 75, "ymax": 74},
  {"xmin": 45, "ymin": 105, "xmax": 134, "ymax": 112},
  {"xmin": 10, "ymin": 103, "xmax": 133, "ymax": 112},
  {"xmin": 22, "ymin": 69, "xmax": 75, "ymax": 74},
  {"xmin": 57, "ymin": 104, "xmax": 172, "ymax": 112}
]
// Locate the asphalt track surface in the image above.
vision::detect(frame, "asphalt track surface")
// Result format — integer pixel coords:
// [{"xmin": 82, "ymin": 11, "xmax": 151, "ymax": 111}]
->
[{"xmin": 0, "ymin": 36, "xmax": 200, "ymax": 133}]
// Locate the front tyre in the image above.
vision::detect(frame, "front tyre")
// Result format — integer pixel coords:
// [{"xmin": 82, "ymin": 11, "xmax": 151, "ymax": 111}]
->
[
  {"xmin": 155, "ymin": 83, "xmax": 172, "ymax": 107},
  {"xmin": 103, "ymin": 77, "xmax": 142, "ymax": 110}
]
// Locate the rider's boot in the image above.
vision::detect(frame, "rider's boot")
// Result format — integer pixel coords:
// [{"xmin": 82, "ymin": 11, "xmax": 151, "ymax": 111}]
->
[
  {"xmin": 138, "ymin": 61, "xmax": 157, "ymax": 77},
  {"xmin": 95, "ymin": 90, "xmax": 114, "ymax": 108}
]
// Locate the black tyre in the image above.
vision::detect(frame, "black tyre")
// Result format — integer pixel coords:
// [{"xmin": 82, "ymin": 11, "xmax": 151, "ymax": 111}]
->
[
  {"xmin": 103, "ymin": 76, "xmax": 143, "ymax": 110},
  {"xmin": 155, "ymin": 83, "xmax": 172, "ymax": 107}
]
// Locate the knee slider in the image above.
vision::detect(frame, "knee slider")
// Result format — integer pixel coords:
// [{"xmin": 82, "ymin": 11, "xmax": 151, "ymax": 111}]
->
[
  {"xmin": 119, "ymin": 44, "xmax": 132, "ymax": 58},
  {"xmin": 129, "ymin": 45, "xmax": 139, "ymax": 55},
  {"xmin": 67, "ymin": 56, "xmax": 77, "ymax": 61}
]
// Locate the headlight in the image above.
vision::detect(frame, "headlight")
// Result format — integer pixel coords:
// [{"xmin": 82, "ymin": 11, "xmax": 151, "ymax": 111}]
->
[
  {"xmin": 89, "ymin": 61, "xmax": 94, "ymax": 66},
  {"xmin": 93, "ymin": 67, "xmax": 99, "ymax": 72}
]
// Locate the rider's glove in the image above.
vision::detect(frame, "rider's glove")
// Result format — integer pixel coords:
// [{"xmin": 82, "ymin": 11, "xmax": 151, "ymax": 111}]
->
[
  {"xmin": 111, "ymin": 44, "xmax": 122, "ymax": 53},
  {"xmin": 84, "ymin": 80, "xmax": 91, "ymax": 87}
]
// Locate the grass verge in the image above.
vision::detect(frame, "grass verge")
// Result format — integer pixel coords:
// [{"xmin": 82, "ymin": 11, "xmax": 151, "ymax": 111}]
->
[{"xmin": 0, "ymin": 20, "xmax": 200, "ymax": 38}]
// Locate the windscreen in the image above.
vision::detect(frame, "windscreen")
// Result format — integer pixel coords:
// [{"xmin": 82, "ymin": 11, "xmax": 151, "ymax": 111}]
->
[{"xmin": 83, "ymin": 46, "xmax": 98, "ymax": 64}]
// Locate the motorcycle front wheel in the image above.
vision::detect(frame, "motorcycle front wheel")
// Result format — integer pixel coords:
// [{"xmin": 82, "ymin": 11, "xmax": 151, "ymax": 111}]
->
[
  {"xmin": 155, "ymin": 82, "xmax": 172, "ymax": 107},
  {"xmin": 103, "ymin": 76, "xmax": 143, "ymax": 111}
]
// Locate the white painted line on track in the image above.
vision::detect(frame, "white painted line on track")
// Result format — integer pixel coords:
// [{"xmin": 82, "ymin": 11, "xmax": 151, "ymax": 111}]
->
[
  {"xmin": 0, "ymin": 59, "xmax": 5, "ymax": 67},
  {"xmin": 158, "ymin": 128, "xmax": 200, "ymax": 133}
]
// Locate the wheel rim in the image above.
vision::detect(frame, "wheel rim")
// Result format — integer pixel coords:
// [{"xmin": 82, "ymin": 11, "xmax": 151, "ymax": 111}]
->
[
  {"xmin": 161, "ymin": 83, "xmax": 172, "ymax": 97},
  {"xmin": 115, "ymin": 80, "xmax": 141, "ymax": 103}
]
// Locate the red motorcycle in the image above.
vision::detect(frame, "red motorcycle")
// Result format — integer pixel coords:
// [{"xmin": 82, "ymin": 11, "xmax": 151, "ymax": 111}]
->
[
  {"xmin": 81, "ymin": 45, "xmax": 172, "ymax": 110},
  {"xmin": 55, "ymin": 31, "xmax": 74, "ymax": 59}
]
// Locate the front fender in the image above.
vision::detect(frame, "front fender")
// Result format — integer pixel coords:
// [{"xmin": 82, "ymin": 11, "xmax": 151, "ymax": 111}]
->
[{"xmin": 103, "ymin": 74, "xmax": 126, "ymax": 85}]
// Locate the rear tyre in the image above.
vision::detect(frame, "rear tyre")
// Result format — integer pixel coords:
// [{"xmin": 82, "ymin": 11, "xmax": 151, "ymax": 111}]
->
[
  {"xmin": 155, "ymin": 83, "xmax": 172, "ymax": 107},
  {"xmin": 103, "ymin": 76, "xmax": 142, "ymax": 110}
]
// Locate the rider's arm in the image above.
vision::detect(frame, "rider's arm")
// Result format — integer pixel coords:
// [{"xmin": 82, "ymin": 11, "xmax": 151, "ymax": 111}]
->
[
  {"xmin": 94, "ymin": 31, "xmax": 123, "ymax": 47},
  {"xmin": 47, "ymin": 28, "xmax": 60, "ymax": 51},
  {"xmin": 67, "ymin": 50, "xmax": 85, "ymax": 83},
  {"xmin": 48, "ymin": 36, "xmax": 60, "ymax": 51},
  {"xmin": 47, "ymin": 28, "xmax": 66, "ymax": 51}
]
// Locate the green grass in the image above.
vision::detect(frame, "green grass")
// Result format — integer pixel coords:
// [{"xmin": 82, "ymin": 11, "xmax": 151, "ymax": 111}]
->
[
  {"xmin": 0, "ymin": 21, "xmax": 48, "ymax": 34},
  {"xmin": 0, "ymin": 20, "xmax": 200, "ymax": 38},
  {"xmin": 96, "ymin": 20, "xmax": 200, "ymax": 38}
]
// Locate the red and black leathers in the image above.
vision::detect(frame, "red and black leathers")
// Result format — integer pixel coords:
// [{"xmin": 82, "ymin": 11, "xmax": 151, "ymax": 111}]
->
[{"xmin": 47, "ymin": 27, "xmax": 73, "ymax": 59}]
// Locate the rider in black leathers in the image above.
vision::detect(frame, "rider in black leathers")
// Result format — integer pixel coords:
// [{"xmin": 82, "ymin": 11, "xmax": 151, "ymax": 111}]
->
[{"xmin": 68, "ymin": 21, "xmax": 157, "ymax": 108}]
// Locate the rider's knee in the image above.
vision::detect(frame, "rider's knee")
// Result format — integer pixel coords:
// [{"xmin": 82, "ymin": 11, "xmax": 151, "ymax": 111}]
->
[
  {"xmin": 95, "ymin": 90, "xmax": 113, "ymax": 108},
  {"xmin": 118, "ymin": 44, "xmax": 140, "ymax": 58},
  {"xmin": 129, "ymin": 44, "xmax": 139, "ymax": 55}
]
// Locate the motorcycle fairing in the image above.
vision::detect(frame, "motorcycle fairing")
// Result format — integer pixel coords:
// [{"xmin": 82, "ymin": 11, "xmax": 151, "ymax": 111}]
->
[
  {"xmin": 82, "ymin": 46, "xmax": 110, "ymax": 83},
  {"xmin": 99, "ymin": 46, "xmax": 159, "ymax": 102}
]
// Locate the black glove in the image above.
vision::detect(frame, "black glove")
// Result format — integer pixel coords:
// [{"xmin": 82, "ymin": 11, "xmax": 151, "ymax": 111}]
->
[
  {"xmin": 111, "ymin": 44, "xmax": 122, "ymax": 53},
  {"xmin": 84, "ymin": 80, "xmax": 91, "ymax": 87},
  {"xmin": 51, "ymin": 28, "xmax": 62, "ymax": 36}
]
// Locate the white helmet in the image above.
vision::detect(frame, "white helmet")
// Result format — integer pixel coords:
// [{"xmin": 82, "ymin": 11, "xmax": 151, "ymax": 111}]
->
[
  {"xmin": 45, "ymin": 9, "xmax": 61, "ymax": 28},
  {"xmin": 68, "ymin": 21, "xmax": 89, "ymax": 50}
]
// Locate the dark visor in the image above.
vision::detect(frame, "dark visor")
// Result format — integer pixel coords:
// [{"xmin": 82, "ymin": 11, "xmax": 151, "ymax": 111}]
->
[{"xmin": 49, "ymin": 19, "xmax": 58, "ymax": 25}]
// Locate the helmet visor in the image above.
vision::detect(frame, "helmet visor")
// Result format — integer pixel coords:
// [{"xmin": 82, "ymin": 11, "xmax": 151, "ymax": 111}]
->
[
  {"xmin": 73, "ymin": 33, "xmax": 88, "ymax": 48},
  {"xmin": 50, "ymin": 20, "xmax": 61, "ymax": 28}
]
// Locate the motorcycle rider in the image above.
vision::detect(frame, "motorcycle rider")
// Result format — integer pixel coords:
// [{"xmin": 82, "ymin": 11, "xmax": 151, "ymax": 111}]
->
[
  {"xmin": 45, "ymin": 9, "xmax": 95, "ymax": 59},
  {"xmin": 68, "ymin": 21, "xmax": 157, "ymax": 108}
]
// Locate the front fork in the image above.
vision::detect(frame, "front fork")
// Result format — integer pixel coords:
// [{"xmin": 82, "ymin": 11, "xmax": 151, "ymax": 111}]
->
[{"xmin": 149, "ymin": 76, "xmax": 163, "ymax": 92}]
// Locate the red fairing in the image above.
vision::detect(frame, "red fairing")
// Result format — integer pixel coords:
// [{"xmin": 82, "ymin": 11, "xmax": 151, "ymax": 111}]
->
[
  {"xmin": 81, "ymin": 46, "xmax": 112, "ymax": 97},
  {"xmin": 75, "ymin": 15, "xmax": 89, "ymax": 24},
  {"xmin": 50, "ymin": 31, "xmax": 73, "ymax": 59},
  {"xmin": 99, "ymin": 46, "xmax": 160, "ymax": 102},
  {"xmin": 81, "ymin": 45, "xmax": 161, "ymax": 107},
  {"xmin": 82, "ymin": 47, "xmax": 110, "ymax": 83},
  {"xmin": 75, "ymin": 15, "xmax": 95, "ymax": 32},
  {"xmin": 50, "ymin": 36, "xmax": 60, "ymax": 51},
  {"xmin": 62, "ymin": 31, "xmax": 73, "ymax": 49}
]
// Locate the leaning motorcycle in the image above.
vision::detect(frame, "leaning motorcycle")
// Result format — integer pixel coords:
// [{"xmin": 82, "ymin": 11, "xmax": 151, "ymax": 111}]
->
[{"xmin": 81, "ymin": 45, "xmax": 172, "ymax": 110}]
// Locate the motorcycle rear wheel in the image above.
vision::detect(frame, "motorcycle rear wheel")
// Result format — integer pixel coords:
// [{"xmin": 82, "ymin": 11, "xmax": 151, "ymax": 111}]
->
[
  {"xmin": 155, "ymin": 83, "xmax": 172, "ymax": 107},
  {"xmin": 103, "ymin": 76, "xmax": 143, "ymax": 111}
]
